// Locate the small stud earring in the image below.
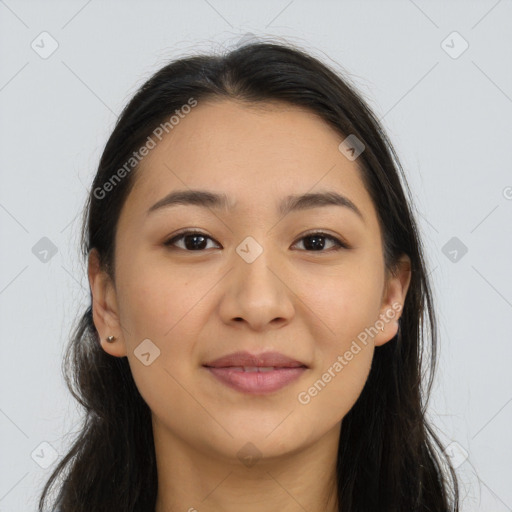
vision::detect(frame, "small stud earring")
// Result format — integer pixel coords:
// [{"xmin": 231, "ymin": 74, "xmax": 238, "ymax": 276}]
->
[{"xmin": 106, "ymin": 335, "xmax": 116, "ymax": 343}]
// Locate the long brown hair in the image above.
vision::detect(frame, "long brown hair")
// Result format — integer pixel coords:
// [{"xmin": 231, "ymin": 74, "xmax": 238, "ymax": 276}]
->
[{"xmin": 39, "ymin": 39, "xmax": 459, "ymax": 511}]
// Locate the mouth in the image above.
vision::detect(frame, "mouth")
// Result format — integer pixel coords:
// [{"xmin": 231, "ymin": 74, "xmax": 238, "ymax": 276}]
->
[{"xmin": 202, "ymin": 351, "xmax": 308, "ymax": 394}]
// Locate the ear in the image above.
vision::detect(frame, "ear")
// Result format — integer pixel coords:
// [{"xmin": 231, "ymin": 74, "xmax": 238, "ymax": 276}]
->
[
  {"xmin": 373, "ymin": 253, "xmax": 411, "ymax": 347},
  {"xmin": 87, "ymin": 248, "xmax": 127, "ymax": 357}
]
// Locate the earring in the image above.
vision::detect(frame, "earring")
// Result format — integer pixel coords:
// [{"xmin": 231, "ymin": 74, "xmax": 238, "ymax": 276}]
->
[{"xmin": 106, "ymin": 335, "xmax": 116, "ymax": 343}]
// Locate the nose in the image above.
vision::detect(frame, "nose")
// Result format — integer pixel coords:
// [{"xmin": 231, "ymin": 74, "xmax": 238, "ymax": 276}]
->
[{"xmin": 218, "ymin": 248, "xmax": 295, "ymax": 332}]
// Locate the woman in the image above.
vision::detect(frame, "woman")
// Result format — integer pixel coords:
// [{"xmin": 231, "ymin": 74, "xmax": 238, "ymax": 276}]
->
[{"xmin": 39, "ymin": 40, "xmax": 459, "ymax": 511}]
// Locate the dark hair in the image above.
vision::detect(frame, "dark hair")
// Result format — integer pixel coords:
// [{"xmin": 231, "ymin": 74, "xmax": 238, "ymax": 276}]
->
[{"xmin": 39, "ymin": 39, "xmax": 459, "ymax": 511}]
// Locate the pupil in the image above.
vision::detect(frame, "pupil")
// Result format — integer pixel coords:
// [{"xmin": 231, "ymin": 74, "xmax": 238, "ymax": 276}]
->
[
  {"xmin": 305, "ymin": 235, "xmax": 325, "ymax": 251},
  {"xmin": 185, "ymin": 235, "xmax": 207, "ymax": 250},
  {"xmin": 182, "ymin": 234, "xmax": 327, "ymax": 251}
]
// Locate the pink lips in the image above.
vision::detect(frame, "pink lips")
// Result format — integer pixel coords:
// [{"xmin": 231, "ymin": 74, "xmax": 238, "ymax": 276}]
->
[{"xmin": 203, "ymin": 351, "xmax": 308, "ymax": 395}]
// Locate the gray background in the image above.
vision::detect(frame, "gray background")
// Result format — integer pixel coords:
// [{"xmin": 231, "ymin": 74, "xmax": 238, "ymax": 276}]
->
[{"xmin": 1, "ymin": 0, "xmax": 511, "ymax": 510}]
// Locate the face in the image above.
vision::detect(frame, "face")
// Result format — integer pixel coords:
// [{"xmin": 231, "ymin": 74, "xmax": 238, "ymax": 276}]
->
[{"xmin": 89, "ymin": 99, "xmax": 410, "ymax": 464}]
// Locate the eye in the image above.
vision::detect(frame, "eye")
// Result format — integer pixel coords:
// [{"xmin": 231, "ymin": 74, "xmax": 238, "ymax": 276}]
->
[
  {"xmin": 291, "ymin": 231, "xmax": 349, "ymax": 252},
  {"xmin": 164, "ymin": 230, "xmax": 349, "ymax": 252},
  {"xmin": 164, "ymin": 230, "xmax": 220, "ymax": 251}
]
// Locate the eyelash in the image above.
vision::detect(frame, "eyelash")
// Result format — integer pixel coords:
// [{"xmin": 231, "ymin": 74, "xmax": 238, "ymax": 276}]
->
[{"xmin": 163, "ymin": 230, "xmax": 350, "ymax": 252}]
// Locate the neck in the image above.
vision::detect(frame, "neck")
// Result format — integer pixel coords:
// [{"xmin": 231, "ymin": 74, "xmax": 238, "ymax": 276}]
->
[{"xmin": 153, "ymin": 416, "xmax": 340, "ymax": 512}]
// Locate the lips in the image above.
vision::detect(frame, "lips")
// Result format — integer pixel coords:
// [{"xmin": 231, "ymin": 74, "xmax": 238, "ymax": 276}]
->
[
  {"xmin": 203, "ymin": 351, "xmax": 308, "ymax": 369},
  {"xmin": 203, "ymin": 351, "xmax": 308, "ymax": 394}
]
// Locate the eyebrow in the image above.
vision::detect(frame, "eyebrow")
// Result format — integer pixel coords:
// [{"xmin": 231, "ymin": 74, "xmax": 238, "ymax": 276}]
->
[{"xmin": 147, "ymin": 189, "xmax": 364, "ymax": 221}]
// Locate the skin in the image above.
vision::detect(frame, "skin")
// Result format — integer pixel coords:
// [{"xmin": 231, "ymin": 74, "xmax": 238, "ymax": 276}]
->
[{"xmin": 88, "ymin": 99, "xmax": 411, "ymax": 512}]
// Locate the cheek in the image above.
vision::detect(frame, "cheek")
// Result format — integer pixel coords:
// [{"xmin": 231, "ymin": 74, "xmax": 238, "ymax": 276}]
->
[
  {"xmin": 116, "ymin": 262, "xmax": 204, "ymax": 414},
  {"xmin": 293, "ymin": 302, "xmax": 375, "ymax": 446},
  {"xmin": 114, "ymin": 254, "xmax": 220, "ymax": 386},
  {"xmin": 116, "ymin": 257, "xmax": 206, "ymax": 340},
  {"xmin": 297, "ymin": 259, "xmax": 384, "ymax": 346},
  {"xmin": 292, "ymin": 256, "xmax": 382, "ymax": 417},
  {"xmin": 302, "ymin": 344, "xmax": 374, "ymax": 437}
]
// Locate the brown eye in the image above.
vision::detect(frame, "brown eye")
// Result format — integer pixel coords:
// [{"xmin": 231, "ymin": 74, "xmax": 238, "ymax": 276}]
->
[
  {"xmin": 164, "ymin": 231, "xmax": 220, "ymax": 251},
  {"xmin": 164, "ymin": 230, "xmax": 349, "ymax": 252},
  {"xmin": 292, "ymin": 232, "xmax": 348, "ymax": 252}
]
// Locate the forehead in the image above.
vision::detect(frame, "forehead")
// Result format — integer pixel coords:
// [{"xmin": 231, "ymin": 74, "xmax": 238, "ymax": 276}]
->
[
  {"xmin": 122, "ymin": 99, "xmax": 378, "ymax": 225},
  {"xmin": 141, "ymin": 99, "xmax": 345, "ymax": 178}
]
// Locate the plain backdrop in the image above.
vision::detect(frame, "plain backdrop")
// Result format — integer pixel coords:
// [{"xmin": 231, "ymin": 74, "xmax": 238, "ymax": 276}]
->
[{"xmin": 1, "ymin": 1, "xmax": 511, "ymax": 510}]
